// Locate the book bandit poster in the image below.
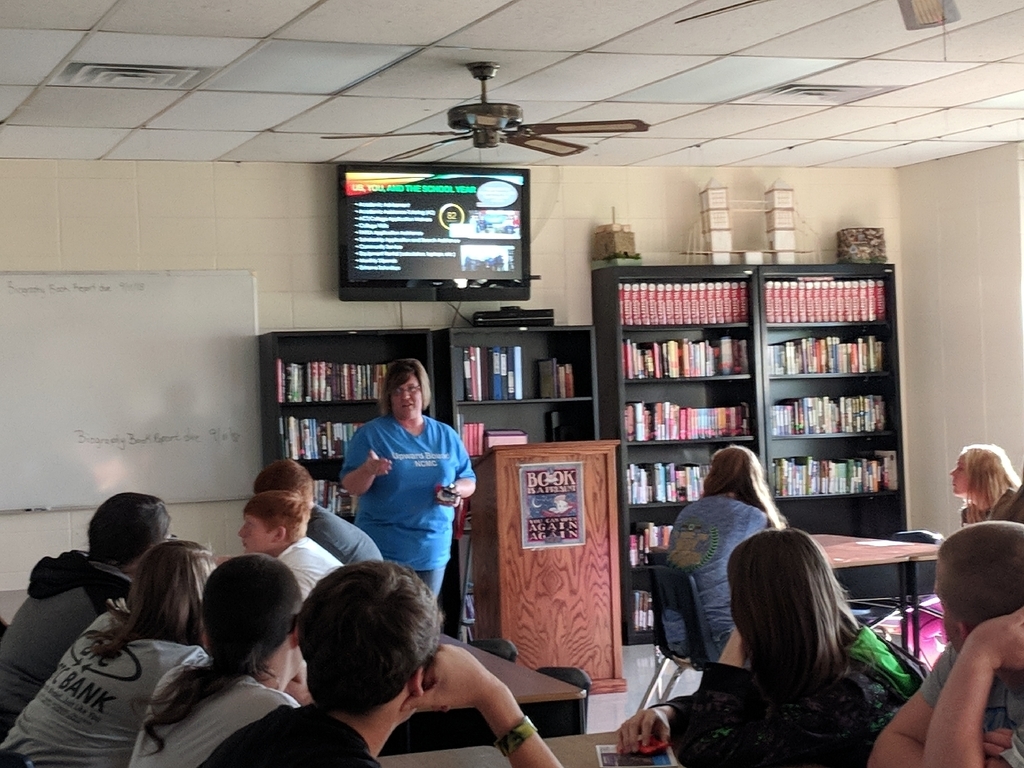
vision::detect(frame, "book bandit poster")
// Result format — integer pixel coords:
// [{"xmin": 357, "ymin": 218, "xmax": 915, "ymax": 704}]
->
[{"xmin": 519, "ymin": 462, "xmax": 585, "ymax": 549}]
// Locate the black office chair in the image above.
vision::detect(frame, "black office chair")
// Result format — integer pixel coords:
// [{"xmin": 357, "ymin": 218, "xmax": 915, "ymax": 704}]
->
[
  {"xmin": 468, "ymin": 637, "xmax": 519, "ymax": 663},
  {"xmin": 0, "ymin": 751, "xmax": 33, "ymax": 768},
  {"xmin": 638, "ymin": 566, "xmax": 720, "ymax": 712},
  {"xmin": 536, "ymin": 666, "xmax": 591, "ymax": 734}
]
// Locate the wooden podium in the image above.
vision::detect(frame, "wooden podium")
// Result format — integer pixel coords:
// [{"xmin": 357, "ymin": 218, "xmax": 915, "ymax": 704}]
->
[{"xmin": 472, "ymin": 440, "xmax": 625, "ymax": 694}]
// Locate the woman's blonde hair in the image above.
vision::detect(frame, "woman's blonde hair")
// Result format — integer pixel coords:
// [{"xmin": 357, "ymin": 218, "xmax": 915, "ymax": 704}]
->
[
  {"xmin": 959, "ymin": 444, "xmax": 1021, "ymax": 524},
  {"xmin": 89, "ymin": 539, "xmax": 215, "ymax": 658},
  {"xmin": 378, "ymin": 358, "xmax": 432, "ymax": 415},
  {"xmin": 702, "ymin": 445, "xmax": 786, "ymax": 530},
  {"xmin": 728, "ymin": 528, "xmax": 859, "ymax": 707}
]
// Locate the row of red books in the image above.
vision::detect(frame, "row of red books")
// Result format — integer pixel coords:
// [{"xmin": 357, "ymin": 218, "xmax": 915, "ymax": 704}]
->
[
  {"xmin": 624, "ymin": 401, "xmax": 750, "ymax": 442},
  {"xmin": 765, "ymin": 279, "xmax": 886, "ymax": 323},
  {"xmin": 618, "ymin": 281, "xmax": 749, "ymax": 326},
  {"xmin": 460, "ymin": 422, "xmax": 528, "ymax": 457}
]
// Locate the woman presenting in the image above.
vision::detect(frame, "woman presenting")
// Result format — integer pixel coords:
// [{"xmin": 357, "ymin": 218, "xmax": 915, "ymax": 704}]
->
[{"xmin": 341, "ymin": 359, "xmax": 475, "ymax": 594}]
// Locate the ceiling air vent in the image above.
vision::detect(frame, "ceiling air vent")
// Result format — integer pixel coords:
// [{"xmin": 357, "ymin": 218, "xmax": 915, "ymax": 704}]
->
[
  {"xmin": 54, "ymin": 62, "xmax": 216, "ymax": 89},
  {"xmin": 741, "ymin": 84, "xmax": 897, "ymax": 106}
]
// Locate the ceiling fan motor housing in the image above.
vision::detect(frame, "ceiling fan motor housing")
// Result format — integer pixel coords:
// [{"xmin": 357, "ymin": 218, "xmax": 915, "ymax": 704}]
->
[{"xmin": 448, "ymin": 103, "xmax": 524, "ymax": 132}]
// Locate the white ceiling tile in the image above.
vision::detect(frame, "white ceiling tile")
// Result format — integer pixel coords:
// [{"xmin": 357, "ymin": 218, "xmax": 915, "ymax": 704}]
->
[
  {"xmin": 8, "ymin": 87, "xmax": 182, "ymax": 128},
  {"xmin": 736, "ymin": 106, "xmax": 937, "ymax": 139},
  {"xmin": 106, "ymin": 128, "xmax": 256, "ymax": 160},
  {"xmin": 346, "ymin": 49, "xmax": 570, "ymax": 99},
  {"xmin": 1, "ymin": 0, "xmax": 117, "ymax": 30},
  {"xmin": 855, "ymin": 63, "xmax": 1024, "ymax": 107},
  {"xmin": 0, "ymin": 87, "xmax": 35, "ymax": 122},
  {"xmin": 732, "ymin": 139, "xmax": 902, "ymax": 166},
  {"xmin": 0, "ymin": 125, "xmax": 130, "ymax": 159},
  {"xmin": 877, "ymin": 8, "xmax": 1024, "ymax": 62},
  {"xmin": 205, "ymin": 40, "xmax": 415, "ymax": 95},
  {"xmin": 969, "ymin": 91, "xmax": 1024, "ymax": 109},
  {"xmin": 0, "ymin": 29, "xmax": 85, "ymax": 85},
  {"xmin": 823, "ymin": 140, "xmax": 1002, "ymax": 166},
  {"xmin": 276, "ymin": 95, "xmax": 452, "ymax": 135},
  {"xmin": 279, "ymin": 0, "xmax": 508, "ymax": 45},
  {"xmin": 490, "ymin": 53, "xmax": 713, "ymax": 103},
  {"xmin": 221, "ymin": 132, "xmax": 367, "ymax": 162},
  {"xmin": 838, "ymin": 108, "xmax": 1024, "ymax": 140},
  {"xmin": 743, "ymin": 0, "xmax": 941, "ymax": 59},
  {"xmin": 598, "ymin": 0, "xmax": 868, "ymax": 56},
  {"xmin": 646, "ymin": 104, "xmax": 829, "ymax": 139},
  {"xmin": 75, "ymin": 32, "xmax": 258, "ymax": 67},
  {"xmin": 149, "ymin": 92, "xmax": 326, "ymax": 130},
  {"xmin": 640, "ymin": 138, "xmax": 798, "ymax": 166},
  {"xmin": 939, "ymin": 121, "xmax": 1024, "ymax": 142},
  {"xmin": 549, "ymin": 102, "xmax": 707, "ymax": 126},
  {"xmin": 559, "ymin": 137, "xmax": 693, "ymax": 164},
  {"xmin": 440, "ymin": 0, "xmax": 693, "ymax": 52},
  {"xmin": 618, "ymin": 57, "xmax": 847, "ymax": 104},
  {"xmin": 798, "ymin": 59, "xmax": 979, "ymax": 86},
  {"xmin": 436, "ymin": 143, "xmax": 551, "ymax": 165},
  {"xmin": 102, "ymin": 0, "xmax": 321, "ymax": 38}
]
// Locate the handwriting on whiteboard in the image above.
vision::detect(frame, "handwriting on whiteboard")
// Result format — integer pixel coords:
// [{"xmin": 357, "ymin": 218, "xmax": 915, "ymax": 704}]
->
[
  {"xmin": 74, "ymin": 427, "xmax": 241, "ymax": 450},
  {"xmin": 7, "ymin": 279, "xmax": 147, "ymax": 296}
]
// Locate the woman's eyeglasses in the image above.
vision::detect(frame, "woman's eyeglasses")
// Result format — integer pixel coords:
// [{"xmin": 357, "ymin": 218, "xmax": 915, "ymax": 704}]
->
[{"xmin": 394, "ymin": 385, "xmax": 422, "ymax": 396}]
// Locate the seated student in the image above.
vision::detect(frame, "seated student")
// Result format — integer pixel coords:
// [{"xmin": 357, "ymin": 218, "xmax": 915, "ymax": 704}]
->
[
  {"xmin": 951, "ymin": 444, "xmax": 1020, "ymax": 525},
  {"xmin": 619, "ymin": 528, "xmax": 921, "ymax": 768},
  {"xmin": 665, "ymin": 444, "xmax": 786, "ymax": 654},
  {"xmin": 254, "ymin": 459, "xmax": 381, "ymax": 564},
  {"xmin": 0, "ymin": 492, "xmax": 170, "ymax": 741},
  {"xmin": 1, "ymin": 540, "xmax": 213, "ymax": 768},
  {"xmin": 200, "ymin": 561, "xmax": 565, "ymax": 768},
  {"xmin": 239, "ymin": 490, "xmax": 341, "ymax": 598},
  {"xmin": 868, "ymin": 521, "xmax": 1024, "ymax": 768},
  {"xmin": 129, "ymin": 554, "xmax": 305, "ymax": 768}
]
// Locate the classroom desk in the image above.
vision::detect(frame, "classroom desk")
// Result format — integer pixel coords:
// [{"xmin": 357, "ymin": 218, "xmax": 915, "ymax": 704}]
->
[
  {"xmin": 381, "ymin": 731, "xmax": 614, "ymax": 768},
  {"xmin": 813, "ymin": 534, "xmax": 939, "ymax": 657},
  {"xmin": 382, "ymin": 635, "xmax": 587, "ymax": 755}
]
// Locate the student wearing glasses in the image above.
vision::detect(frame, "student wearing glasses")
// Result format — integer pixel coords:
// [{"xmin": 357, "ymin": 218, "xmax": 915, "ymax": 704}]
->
[{"xmin": 341, "ymin": 359, "xmax": 475, "ymax": 595}]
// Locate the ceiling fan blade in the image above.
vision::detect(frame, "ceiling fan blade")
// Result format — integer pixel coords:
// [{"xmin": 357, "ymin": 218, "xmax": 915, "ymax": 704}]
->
[
  {"xmin": 520, "ymin": 119, "xmax": 650, "ymax": 136},
  {"xmin": 504, "ymin": 133, "xmax": 588, "ymax": 157},
  {"xmin": 321, "ymin": 131, "xmax": 458, "ymax": 140},
  {"xmin": 675, "ymin": 0, "xmax": 775, "ymax": 24},
  {"xmin": 382, "ymin": 135, "xmax": 471, "ymax": 162}
]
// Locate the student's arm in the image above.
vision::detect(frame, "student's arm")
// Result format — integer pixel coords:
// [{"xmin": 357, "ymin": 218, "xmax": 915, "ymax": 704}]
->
[
  {"xmin": 616, "ymin": 706, "xmax": 676, "ymax": 753},
  {"xmin": 868, "ymin": 691, "xmax": 934, "ymax": 768},
  {"xmin": 415, "ymin": 644, "xmax": 563, "ymax": 768},
  {"xmin": 923, "ymin": 608, "xmax": 1024, "ymax": 768}
]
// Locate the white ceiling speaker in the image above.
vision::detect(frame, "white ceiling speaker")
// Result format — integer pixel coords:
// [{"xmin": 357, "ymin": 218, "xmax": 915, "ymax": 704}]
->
[{"xmin": 897, "ymin": 0, "xmax": 960, "ymax": 30}]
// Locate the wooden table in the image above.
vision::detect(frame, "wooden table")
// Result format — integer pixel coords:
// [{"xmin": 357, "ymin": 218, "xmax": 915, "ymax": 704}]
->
[
  {"xmin": 813, "ymin": 534, "xmax": 939, "ymax": 657},
  {"xmin": 381, "ymin": 731, "xmax": 615, "ymax": 768},
  {"xmin": 382, "ymin": 636, "xmax": 588, "ymax": 755}
]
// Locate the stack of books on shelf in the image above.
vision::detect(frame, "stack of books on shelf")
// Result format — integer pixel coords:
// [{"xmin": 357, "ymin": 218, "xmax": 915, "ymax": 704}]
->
[
  {"xmin": 627, "ymin": 462, "xmax": 709, "ymax": 504},
  {"xmin": 313, "ymin": 480, "xmax": 353, "ymax": 518},
  {"xmin": 629, "ymin": 523, "xmax": 674, "ymax": 566},
  {"xmin": 459, "ymin": 425, "xmax": 528, "ymax": 457},
  {"xmin": 773, "ymin": 453, "xmax": 897, "ymax": 496},
  {"xmin": 632, "ymin": 591, "xmax": 654, "ymax": 632},
  {"xmin": 618, "ymin": 281, "xmax": 749, "ymax": 326},
  {"xmin": 537, "ymin": 358, "xmax": 575, "ymax": 398},
  {"xmin": 460, "ymin": 422, "xmax": 486, "ymax": 457},
  {"xmin": 624, "ymin": 402, "xmax": 750, "ymax": 442},
  {"xmin": 771, "ymin": 395, "xmax": 886, "ymax": 436},
  {"xmin": 279, "ymin": 418, "xmax": 362, "ymax": 461},
  {"xmin": 458, "ymin": 346, "xmax": 524, "ymax": 401},
  {"xmin": 764, "ymin": 279, "xmax": 886, "ymax": 323},
  {"xmin": 275, "ymin": 359, "xmax": 387, "ymax": 403},
  {"xmin": 622, "ymin": 337, "xmax": 748, "ymax": 379},
  {"xmin": 766, "ymin": 336, "xmax": 884, "ymax": 375}
]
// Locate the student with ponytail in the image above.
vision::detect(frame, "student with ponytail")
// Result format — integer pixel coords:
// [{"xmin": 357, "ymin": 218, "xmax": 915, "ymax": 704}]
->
[{"xmin": 129, "ymin": 554, "xmax": 305, "ymax": 768}]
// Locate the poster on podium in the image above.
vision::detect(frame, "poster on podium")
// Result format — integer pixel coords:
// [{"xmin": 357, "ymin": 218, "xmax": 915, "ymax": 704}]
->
[{"xmin": 519, "ymin": 461, "xmax": 585, "ymax": 549}]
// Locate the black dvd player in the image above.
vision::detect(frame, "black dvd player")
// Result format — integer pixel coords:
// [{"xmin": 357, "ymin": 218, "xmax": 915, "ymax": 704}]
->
[{"xmin": 472, "ymin": 306, "xmax": 555, "ymax": 327}]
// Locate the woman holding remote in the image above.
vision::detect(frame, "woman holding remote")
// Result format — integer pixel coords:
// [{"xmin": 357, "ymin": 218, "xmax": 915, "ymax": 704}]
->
[{"xmin": 341, "ymin": 358, "xmax": 475, "ymax": 594}]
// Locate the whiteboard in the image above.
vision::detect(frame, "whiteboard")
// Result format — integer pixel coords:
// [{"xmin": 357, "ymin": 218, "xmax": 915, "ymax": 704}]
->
[{"xmin": 0, "ymin": 271, "xmax": 261, "ymax": 511}]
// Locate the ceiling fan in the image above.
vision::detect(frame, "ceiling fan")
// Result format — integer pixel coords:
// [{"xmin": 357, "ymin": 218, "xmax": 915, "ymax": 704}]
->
[{"xmin": 322, "ymin": 61, "xmax": 650, "ymax": 162}]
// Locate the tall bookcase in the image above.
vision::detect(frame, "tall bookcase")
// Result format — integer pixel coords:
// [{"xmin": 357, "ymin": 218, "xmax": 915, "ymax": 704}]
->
[
  {"xmin": 257, "ymin": 329, "xmax": 435, "ymax": 514},
  {"xmin": 758, "ymin": 264, "xmax": 904, "ymax": 538},
  {"xmin": 432, "ymin": 326, "xmax": 600, "ymax": 449},
  {"xmin": 591, "ymin": 264, "xmax": 904, "ymax": 644}
]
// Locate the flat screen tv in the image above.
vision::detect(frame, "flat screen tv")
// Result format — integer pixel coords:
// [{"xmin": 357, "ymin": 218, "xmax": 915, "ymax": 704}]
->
[{"xmin": 338, "ymin": 164, "xmax": 531, "ymax": 302}]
